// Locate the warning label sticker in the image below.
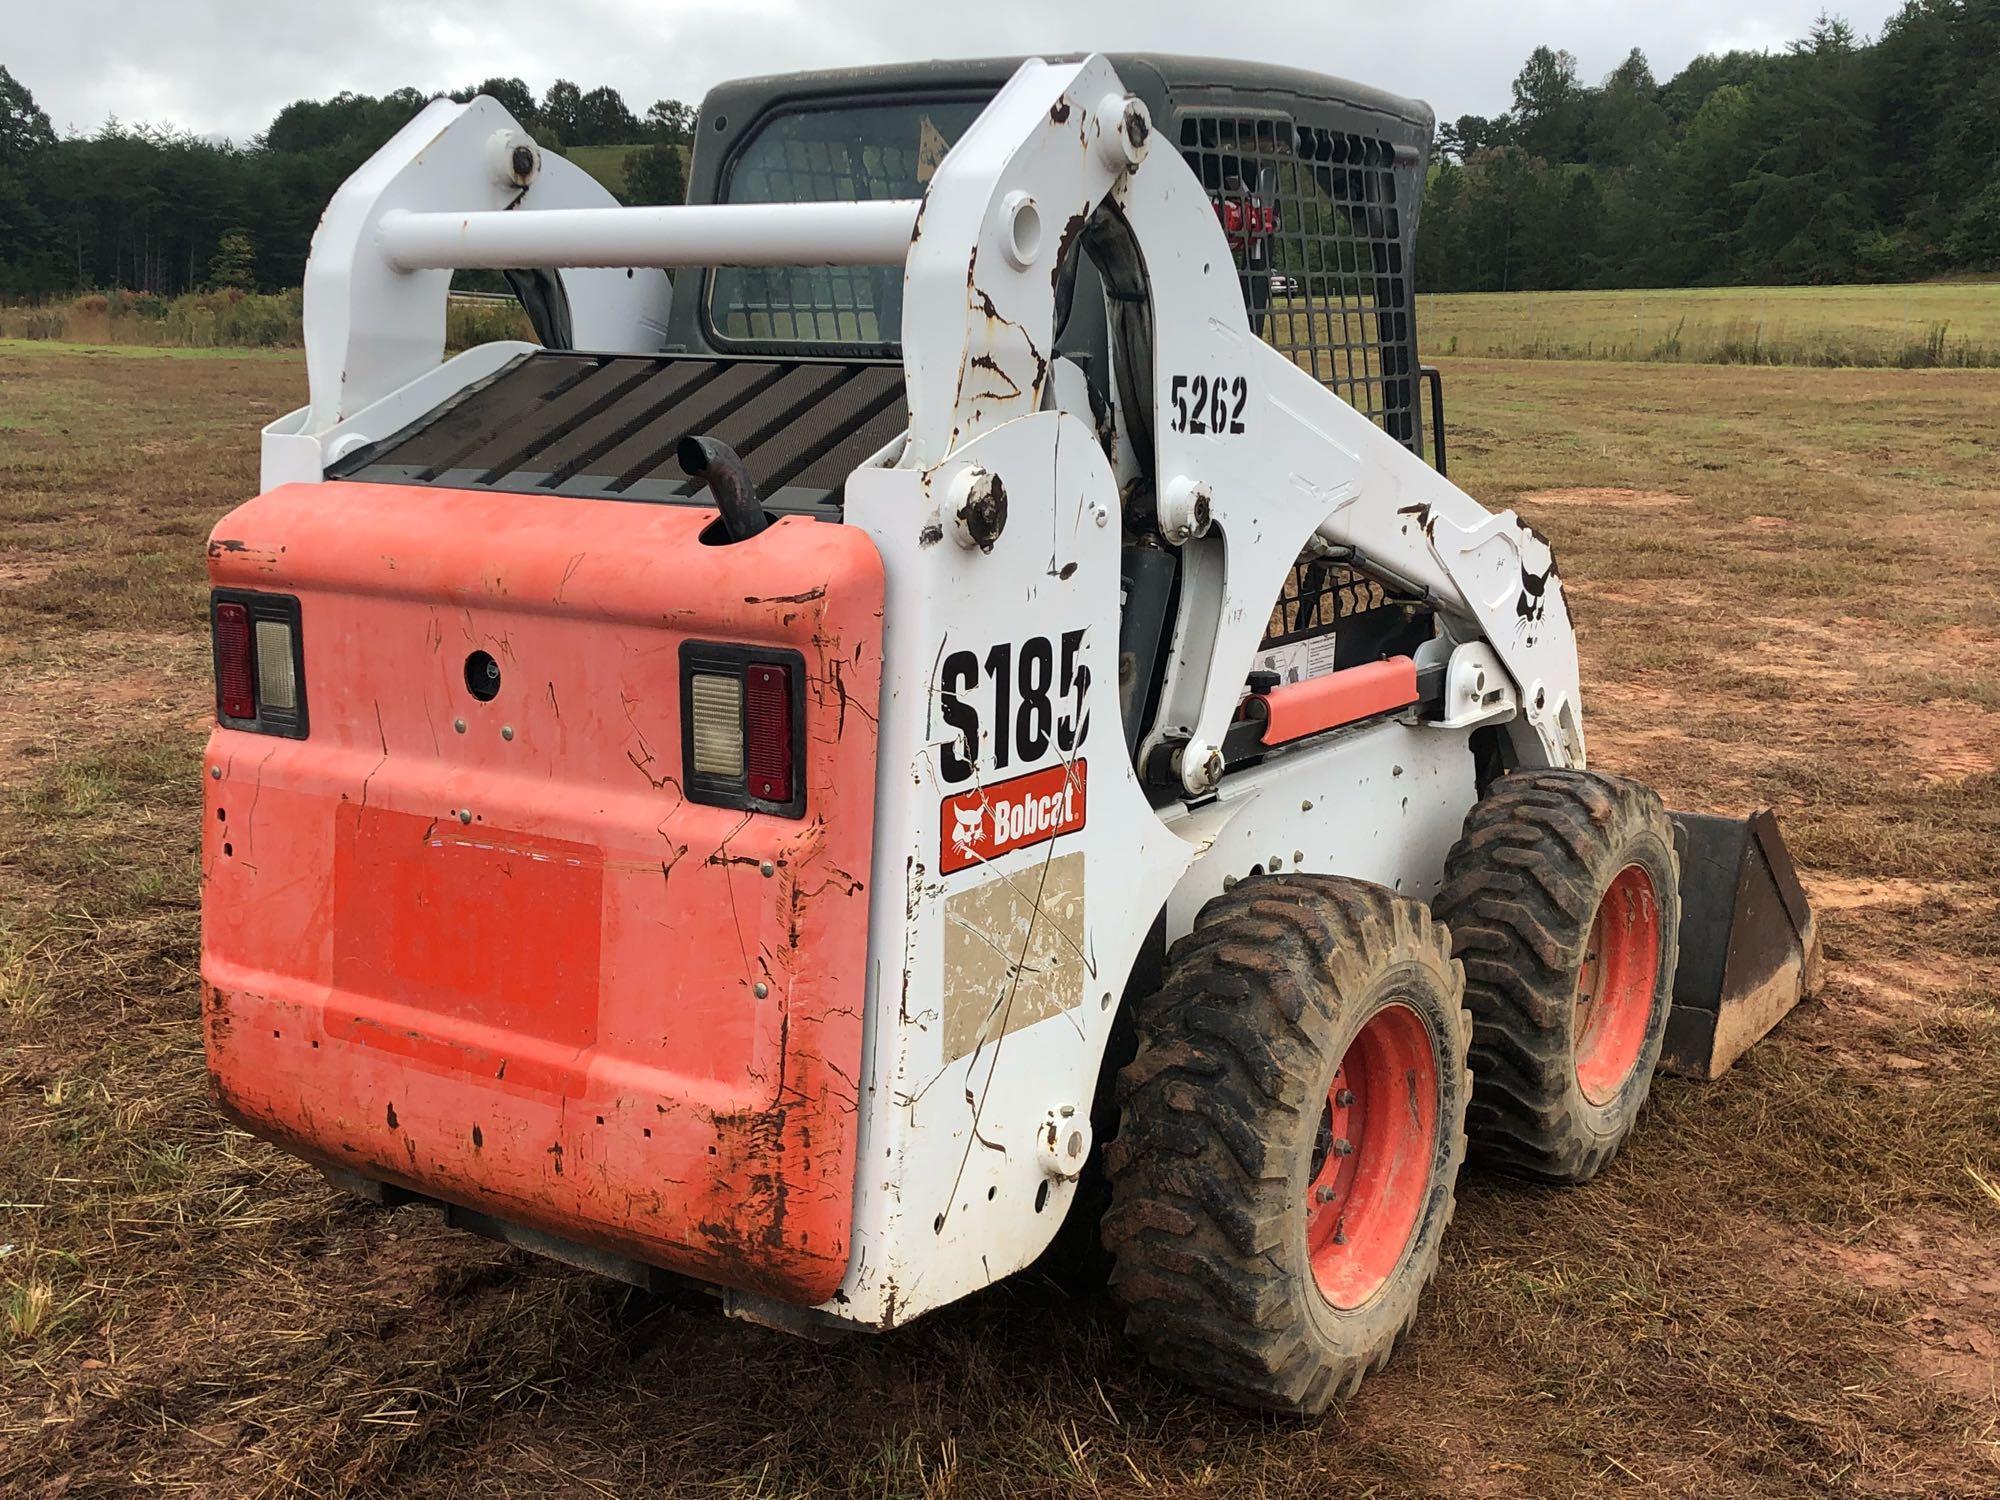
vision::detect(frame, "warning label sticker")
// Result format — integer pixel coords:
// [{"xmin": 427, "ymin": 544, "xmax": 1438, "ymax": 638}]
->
[{"xmin": 940, "ymin": 760, "xmax": 1088, "ymax": 875}]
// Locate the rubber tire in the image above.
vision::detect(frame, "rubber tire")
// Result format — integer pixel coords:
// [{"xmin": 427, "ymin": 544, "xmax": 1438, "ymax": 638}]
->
[
  {"xmin": 1101, "ymin": 875, "xmax": 1471, "ymax": 1414},
  {"xmin": 1433, "ymin": 769, "xmax": 1682, "ymax": 1185}
]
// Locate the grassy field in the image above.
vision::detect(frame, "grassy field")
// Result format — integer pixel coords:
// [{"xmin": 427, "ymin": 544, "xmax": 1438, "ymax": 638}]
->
[
  {"xmin": 1, "ymin": 342, "xmax": 1996, "ymax": 1496},
  {"xmin": 561, "ymin": 141, "xmax": 690, "ymax": 200},
  {"xmin": 1416, "ymin": 281, "xmax": 2000, "ymax": 367}
]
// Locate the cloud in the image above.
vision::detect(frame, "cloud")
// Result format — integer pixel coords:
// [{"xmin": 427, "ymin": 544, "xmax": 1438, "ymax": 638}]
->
[{"xmin": 7, "ymin": 0, "xmax": 1906, "ymax": 143}]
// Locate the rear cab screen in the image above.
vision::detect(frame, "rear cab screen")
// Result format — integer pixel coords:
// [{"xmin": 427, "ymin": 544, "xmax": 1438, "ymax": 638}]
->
[{"xmin": 706, "ymin": 99, "xmax": 984, "ymax": 356}]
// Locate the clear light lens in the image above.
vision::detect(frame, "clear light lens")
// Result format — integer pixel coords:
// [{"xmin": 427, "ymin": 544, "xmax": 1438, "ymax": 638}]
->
[
  {"xmin": 254, "ymin": 619, "xmax": 296, "ymax": 711},
  {"xmin": 690, "ymin": 673, "xmax": 745, "ymax": 778}
]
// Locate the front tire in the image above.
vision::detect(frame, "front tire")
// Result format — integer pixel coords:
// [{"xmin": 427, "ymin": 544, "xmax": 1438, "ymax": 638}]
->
[
  {"xmin": 1433, "ymin": 769, "xmax": 1682, "ymax": 1184},
  {"xmin": 1101, "ymin": 876, "xmax": 1470, "ymax": 1414}
]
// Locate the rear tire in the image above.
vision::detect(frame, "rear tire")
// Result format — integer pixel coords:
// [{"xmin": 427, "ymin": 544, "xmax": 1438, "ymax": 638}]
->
[
  {"xmin": 1101, "ymin": 876, "xmax": 1470, "ymax": 1414},
  {"xmin": 1433, "ymin": 769, "xmax": 1681, "ymax": 1184}
]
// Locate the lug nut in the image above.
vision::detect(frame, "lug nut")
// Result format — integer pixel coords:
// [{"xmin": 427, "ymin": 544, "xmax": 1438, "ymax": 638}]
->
[
  {"xmin": 1333, "ymin": 1137, "xmax": 1353, "ymax": 1157},
  {"xmin": 1316, "ymin": 1186, "xmax": 1336, "ymax": 1203},
  {"xmin": 1335, "ymin": 1089, "xmax": 1355, "ymax": 1108}
]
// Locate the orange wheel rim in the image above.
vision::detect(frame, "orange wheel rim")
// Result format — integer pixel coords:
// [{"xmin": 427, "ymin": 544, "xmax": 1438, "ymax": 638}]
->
[
  {"xmin": 1573, "ymin": 863, "xmax": 1662, "ymax": 1105},
  {"xmin": 1304, "ymin": 1003, "xmax": 1439, "ymax": 1309}
]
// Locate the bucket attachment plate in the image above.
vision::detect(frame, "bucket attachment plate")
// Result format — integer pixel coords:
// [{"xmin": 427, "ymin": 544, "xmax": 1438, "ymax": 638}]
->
[{"xmin": 1661, "ymin": 810, "xmax": 1822, "ymax": 1079}]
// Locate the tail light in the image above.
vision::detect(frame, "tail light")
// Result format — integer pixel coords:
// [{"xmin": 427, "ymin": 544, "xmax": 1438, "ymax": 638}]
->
[
  {"xmin": 680, "ymin": 643, "xmax": 805, "ymax": 817},
  {"xmin": 210, "ymin": 591, "xmax": 308, "ymax": 738}
]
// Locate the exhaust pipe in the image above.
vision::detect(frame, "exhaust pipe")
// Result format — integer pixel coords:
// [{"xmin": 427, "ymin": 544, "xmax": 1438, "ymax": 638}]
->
[{"xmin": 677, "ymin": 435, "xmax": 769, "ymax": 543}]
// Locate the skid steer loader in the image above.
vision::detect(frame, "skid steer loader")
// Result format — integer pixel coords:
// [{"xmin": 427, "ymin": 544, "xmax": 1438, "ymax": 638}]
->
[{"xmin": 200, "ymin": 53, "xmax": 1820, "ymax": 1413}]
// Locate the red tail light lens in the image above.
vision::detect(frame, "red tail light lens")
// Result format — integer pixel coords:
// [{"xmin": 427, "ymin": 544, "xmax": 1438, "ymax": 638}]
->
[
  {"xmin": 745, "ymin": 663, "xmax": 794, "ymax": 804},
  {"xmin": 214, "ymin": 602, "xmax": 256, "ymax": 720}
]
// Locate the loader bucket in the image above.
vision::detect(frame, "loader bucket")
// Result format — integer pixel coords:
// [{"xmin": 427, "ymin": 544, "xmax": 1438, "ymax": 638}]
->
[{"xmin": 1659, "ymin": 810, "xmax": 1823, "ymax": 1079}]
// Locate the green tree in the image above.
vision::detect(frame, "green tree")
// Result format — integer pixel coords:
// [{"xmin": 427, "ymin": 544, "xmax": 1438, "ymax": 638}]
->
[
  {"xmin": 0, "ymin": 64, "xmax": 56, "ymax": 167},
  {"xmin": 1588, "ymin": 49, "xmax": 1669, "ymax": 169},
  {"xmin": 623, "ymin": 143, "xmax": 686, "ymax": 206},
  {"xmin": 1733, "ymin": 16, "xmax": 1878, "ymax": 281},
  {"xmin": 1511, "ymin": 47, "xmax": 1587, "ymax": 161},
  {"xmin": 457, "ymin": 76, "xmax": 538, "ymax": 126},
  {"xmin": 0, "ymin": 65, "xmax": 56, "ymax": 288},
  {"xmin": 539, "ymin": 80, "xmax": 583, "ymax": 145},
  {"xmin": 645, "ymin": 99, "xmax": 696, "ymax": 144},
  {"xmin": 209, "ymin": 228, "xmax": 256, "ymax": 289}
]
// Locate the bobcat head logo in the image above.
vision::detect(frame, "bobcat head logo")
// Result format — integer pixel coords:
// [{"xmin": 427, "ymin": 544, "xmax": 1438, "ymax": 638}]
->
[{"xmin": 950, "ymin": 804, "xmax": 986, "ymax": 851}]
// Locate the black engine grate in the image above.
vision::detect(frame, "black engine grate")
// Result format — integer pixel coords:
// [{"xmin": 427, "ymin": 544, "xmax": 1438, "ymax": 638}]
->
[
  {"xmin": 1178, "ymin": 112, "xmax": 1419, "ymax": 451},
  {"xmin": 328, "ymin": 351, "xmax": 908, "ymax": 518}
]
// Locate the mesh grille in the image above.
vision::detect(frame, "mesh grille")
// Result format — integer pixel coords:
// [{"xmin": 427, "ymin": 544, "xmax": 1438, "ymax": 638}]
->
[
  {"xmin": 1263, "ymin": 557, "xmax": 1396, "ymax": 649},
  {"xmin": 1178, "ymin": 112, "xmax": 1419, "ymax": 451}
]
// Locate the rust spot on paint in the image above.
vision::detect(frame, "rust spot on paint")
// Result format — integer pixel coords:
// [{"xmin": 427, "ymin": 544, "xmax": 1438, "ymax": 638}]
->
[
  {"xmin": 203, "ymin": 984, "xmax": 234, "ymax": 1042},
  {"xmin": 385, "ymin": 1101, "xmax": 399, "ymax": 1130}
]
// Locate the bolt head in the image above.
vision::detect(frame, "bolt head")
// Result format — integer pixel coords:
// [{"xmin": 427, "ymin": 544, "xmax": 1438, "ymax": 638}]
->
[
  {"xmin": 457, "ymin": 808, "xmax": 472, "ymax": 825},
  {"xmin": 453, "ymin": 718, "xmax": 467, "ymax": 734},
  {"xmin": 500, "ymin": 725, "xmax": 514, "ymax": 741},
  {"xmin": 948, "ymin": 466, "xmax": 1008, "ymax": 552},
  {"xmin": 759, "ymin": 860, "xmax": 775, "ymax": 878},
  {"xmin": 753, "ymin": 981, "xmax": 769, "ymax": 999},
  {"xmin": 1316, "ymin": 1185, "xmax": 1336, "ymax": 1204},
  {"xmin": 1334, "ymin": 1137, "xmax": 1354, "ymax": 1157},
  {"xmin": 1335, "ymin": 1088, "xmax": 1355, "ymax": 1108},
  {"xmin": 208, "ymin": 765, "xmax": 222, "ymax": 780}
]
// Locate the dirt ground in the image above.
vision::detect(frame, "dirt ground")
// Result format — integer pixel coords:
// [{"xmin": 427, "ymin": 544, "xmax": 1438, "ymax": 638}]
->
[{"xmin": 1, "ymin": 347, "xmax": 1996, "ymax": 1498}]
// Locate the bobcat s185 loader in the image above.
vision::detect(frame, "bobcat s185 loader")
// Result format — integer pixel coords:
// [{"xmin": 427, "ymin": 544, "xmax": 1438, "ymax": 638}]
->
[{"xmin": 200, "ymin": 53, "xmax": 1820, "ymax": 1413}]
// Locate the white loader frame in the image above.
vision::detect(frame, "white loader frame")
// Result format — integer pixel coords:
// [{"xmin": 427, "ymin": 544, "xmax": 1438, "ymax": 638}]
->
[{"xmin": 277, "ymin": 54, "xmax": 1584, "ymax": 1329}]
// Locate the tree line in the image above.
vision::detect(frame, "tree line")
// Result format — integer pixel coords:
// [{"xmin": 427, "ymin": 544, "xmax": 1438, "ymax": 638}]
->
[
  {"xmin": 0, "ymin": 71, "xmax": 694, "ymax": 298},
  {"xmin": 3, "ymin": 3, "xmax": 1997, "ymax": 301},
  {"xmin": 1421, "ymin": 4, "xmax": 2000, "ymax": 290}
]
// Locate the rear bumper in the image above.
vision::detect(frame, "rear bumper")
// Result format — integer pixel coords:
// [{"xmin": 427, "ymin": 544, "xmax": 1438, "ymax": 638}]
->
[{"xmin": 200, "ymin": 482, "xmax": 883, "ymax": 1304}]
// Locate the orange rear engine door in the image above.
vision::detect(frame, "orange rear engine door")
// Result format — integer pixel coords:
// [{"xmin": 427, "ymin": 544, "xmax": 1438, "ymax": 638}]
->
[{"xmin": 201, "ymin": 481, "xmax": 882, "ymax": 1305}]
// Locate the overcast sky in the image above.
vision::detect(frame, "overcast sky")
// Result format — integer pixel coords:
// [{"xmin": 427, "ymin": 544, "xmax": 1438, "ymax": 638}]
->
[{"xmin": 7, "ymin": 0, "xmax": 1907, "ymax": 144}]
